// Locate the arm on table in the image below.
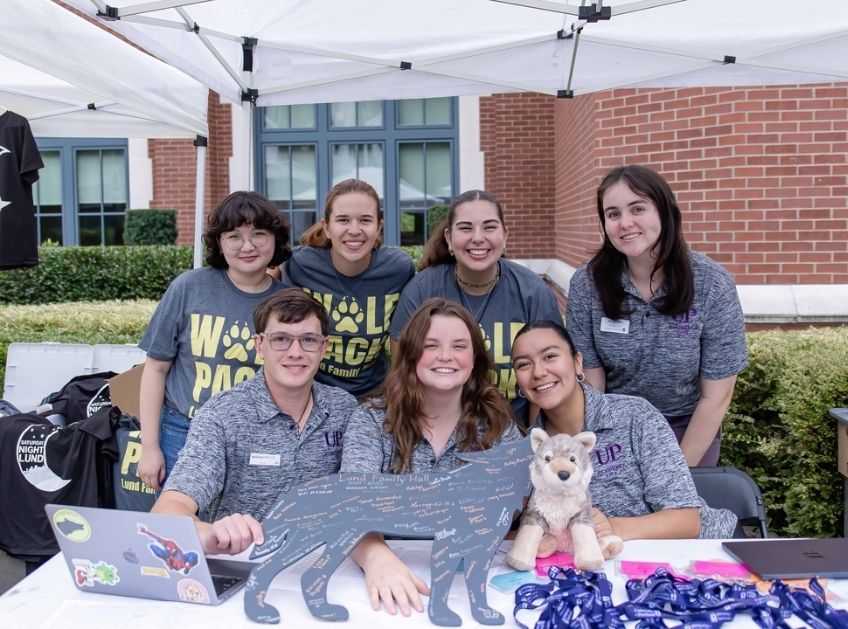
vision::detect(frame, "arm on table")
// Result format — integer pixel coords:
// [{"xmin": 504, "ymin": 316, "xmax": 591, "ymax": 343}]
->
[
  {"xmin": 679, "ymin": 375, "xmax": 737, "ymax": 467},
  {"xmin": 593, "ymin": 507, "xmax": 701, "ymax": 541},
  {"xmin": 137, "ymin": 356, "xmax": 172, "ymax": 491},
  {"xmin": 152, "ymin": 490, "xmax": 263, "ymax": 556},
  {"xmin": 350, "ymin": 533, "xmax": 430, "ymax": 616}
]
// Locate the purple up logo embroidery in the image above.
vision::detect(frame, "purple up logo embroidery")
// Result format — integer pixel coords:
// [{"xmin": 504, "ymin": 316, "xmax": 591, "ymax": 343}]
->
[
  {"xmin": 323, "ymin": 430, "xmax": 343, "ymax": 450},
  {"xmin": 593, "ymin": 442, "xmax": 625, "ymax": 478},
  {"xmin": 669, "ymin": 307, "xmax": 699, "ymax": 336}
]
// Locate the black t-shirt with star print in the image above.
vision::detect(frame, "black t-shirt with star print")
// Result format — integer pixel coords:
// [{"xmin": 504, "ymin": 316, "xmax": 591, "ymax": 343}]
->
[{"xmin": 0, "ymin": 110, "xmax": 43, "ymax": 269}]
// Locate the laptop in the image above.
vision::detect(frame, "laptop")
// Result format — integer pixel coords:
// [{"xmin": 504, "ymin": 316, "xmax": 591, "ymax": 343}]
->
[
  {"xmin": 45, "ymin": 504, "xmax": 254, "ymax": 605},
  {"xmin": 722, "ymin": 538, "xmax": 848, "ymax": 579}
]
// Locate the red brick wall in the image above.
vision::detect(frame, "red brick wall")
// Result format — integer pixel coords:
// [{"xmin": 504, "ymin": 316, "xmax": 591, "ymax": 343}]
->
[
  {"xmin": 480, "ymin": 93, "xmax": 557, "ymax": 258},
  {"xmin": 149, "ymin": 91, "xmax": 232, "ymax": 245},
  {"xmin": 552, "ymin": 84, "xmax": 848, "ymax": 284}
]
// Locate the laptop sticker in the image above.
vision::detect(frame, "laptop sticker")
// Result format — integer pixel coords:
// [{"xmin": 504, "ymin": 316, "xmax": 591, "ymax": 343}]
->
[
  {"xmin": 137, "ymin": 524, "xmax": 199, "ymax": 575},
  {"xmin": 177, "ymin": 578, "xmax": 210, "ymax": 603},
  {"xmin": 72, "ymin": 558, "xmax": 120, "ymax": 587},
  {"xmin": 140, "ymin": 566, "xmax": 170, "ymax": 578},
  {"xmin": 52, "ymin": 508, "xmax": 91, "ymax": 543}
]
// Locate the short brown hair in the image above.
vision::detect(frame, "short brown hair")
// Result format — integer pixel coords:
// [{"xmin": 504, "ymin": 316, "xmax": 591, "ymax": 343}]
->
[
  {"xmin": 203, "ymin": 191, "xmax": 291, "ymax": 269},
  {"xmin": 253, "ymin": 288, "xmax": 329, "ymax": 335}
]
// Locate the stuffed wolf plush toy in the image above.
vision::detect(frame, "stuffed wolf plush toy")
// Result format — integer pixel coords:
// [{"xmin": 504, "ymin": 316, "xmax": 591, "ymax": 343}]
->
[{"xmin": 507, "ymin": 428, "xmax": 623, "ymax": 572}]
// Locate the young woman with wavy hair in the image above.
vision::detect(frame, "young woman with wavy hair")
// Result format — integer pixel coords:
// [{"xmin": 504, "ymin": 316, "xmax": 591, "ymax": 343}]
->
[
  {"xmin": 281, "ymin": 179, "xmax": 414, "ymax": 398},
  {"xmin": 566, "ymin": 165, "xmax": 748, "ymax": 466},
  {"xmin": 341, "ymin": 298, "xmax": 520, "ymax": 615}
]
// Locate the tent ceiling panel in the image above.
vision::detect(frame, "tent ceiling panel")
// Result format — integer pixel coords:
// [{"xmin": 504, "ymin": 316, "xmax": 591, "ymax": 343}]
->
[
  {"xmin": 67, "ymin": 0, "xmax": 848, "ymax": 107},
  {"xmin": 0, "ymin": 0, "xmax": 208, "ymax": 138}
]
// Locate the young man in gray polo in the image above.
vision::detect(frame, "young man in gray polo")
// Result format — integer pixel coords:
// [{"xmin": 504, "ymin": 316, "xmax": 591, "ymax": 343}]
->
[{"xmin": 152, "ymin": 288, "xmax": 358, "ymax": 555}]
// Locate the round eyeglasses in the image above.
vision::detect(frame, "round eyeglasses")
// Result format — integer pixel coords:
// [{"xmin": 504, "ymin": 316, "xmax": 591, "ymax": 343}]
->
[
  {"xmin": 221, "ymin": 230, "xmax": 272, "ymax": 251},
  {"xmin": 259, "ymin": 333, "xmax": 326, "ymax": 352}
]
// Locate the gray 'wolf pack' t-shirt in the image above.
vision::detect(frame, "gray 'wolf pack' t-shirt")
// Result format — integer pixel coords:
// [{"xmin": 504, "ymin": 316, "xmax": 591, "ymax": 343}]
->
[
  {"xmin": 284, "ymin": 246, "xmax": 414, "ymax": 397},
  {"xmin": 140, "ymin": 266, "xmax": 283, "ymax": 419},
  {"xmin": 390, "ymin": 259, "xmax": 562, "ymax": 417},
  {"xmin": 566, "ymin": 251, "xmax": 748, "ymax": 416}
]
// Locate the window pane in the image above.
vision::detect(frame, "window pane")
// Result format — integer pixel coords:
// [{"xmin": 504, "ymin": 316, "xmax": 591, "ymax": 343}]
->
[
  {"xmin": 397, "ymin": 99, "xmax": 424, "ymax": 126},
  {"xmin": 265, "ymin": 145, "xmax": 292, "ymax": 206},
  {"xmin": 330, "ymin": 102, "xmax": 357, "ymax": 128},
  {"xmin": 36, "ymin": 150, "xmax": 62, "ymax": 207},
  {"xmin": 102, "ymin": 149, "xmax": 127, "ymax": 206},
  {"xmin": 331, "ymin": 143, "xmax": 384, "ymax": 199},
  {"xmin": 425, "ymin": 97, "xmax": 451, "ymax": 125},
  {"xmin": 76, "ymin": 151, "xmax": 101, "ymax": 206},
  {"xmin": 357, "ymin": 101, "xmax": 382, "ymax": 127},
  {"xmin": 291, "ymin": 145, "xmax": 317, "ymax": 210},
  {"xmin": 78, "ymin": 215, "xmax": 102, "ymax": 246},
  {"xmin": 40, "ymin": 216, "xmax": 63, "ymax": 245},
  {"xmin": 290, "ymin": 210, "xmax": 318, "ymax": 242},
  {"xmin": 399, "ymin": 211, "xmax": 426, "ymax": 246},
  {"xmin": 264, "ymin": 106, "xmax": 290, "ymax": 129},
  {"xmin": 104, "ymin": 214, "xmax": 125, "ymax": 245},
  {"xmin": 425, "ymin": 142, "xmax": 452, "ymax": 203},
  {"xmin": 398, "ymin": 143, "xmax": 425, "ymax": 209},
  {"xmin": 290, "ymin": 104, "xmax": 316, "ymax": 128}
]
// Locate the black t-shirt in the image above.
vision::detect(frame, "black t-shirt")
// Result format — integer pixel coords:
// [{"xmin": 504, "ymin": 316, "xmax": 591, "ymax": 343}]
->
[
  {"xmin": 0, "ymin": 110, "xmax": 43, "ymax": 269},
  {"xmin": 0, "ymin": 407, "xmax": 119, "ymax": 560}
]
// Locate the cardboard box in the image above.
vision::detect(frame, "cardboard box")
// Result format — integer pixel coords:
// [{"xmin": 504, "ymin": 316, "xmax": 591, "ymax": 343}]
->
[
  {"xmin": 109, "ymin": 364, "xmax": 144, "ymax": 418},
  {"xmin": 831, "ymin": 408, "xmax": 848, "ymax": 479}
]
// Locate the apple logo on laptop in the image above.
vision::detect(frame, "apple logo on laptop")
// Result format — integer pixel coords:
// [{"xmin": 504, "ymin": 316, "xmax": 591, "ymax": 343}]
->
[
  {"xmin": 123, "ymin": 549, "xmax": 139, "ymax": 564},
  {"xmin": 802, "ymin": 550, "xmax": 824, "ymax": 559}
]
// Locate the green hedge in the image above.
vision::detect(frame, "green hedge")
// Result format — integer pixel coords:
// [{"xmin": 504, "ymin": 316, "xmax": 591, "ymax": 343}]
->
[
  {"xmin": 124, "ymin": 209, "xmax": 178, "ymax": 245},
  {"xmin": 0, "ymin": 246, "xmax": 192, "ymax": 304},
  {"xmin": 721, "ymin": 327, "xmax": 848, "ymax": 538}
]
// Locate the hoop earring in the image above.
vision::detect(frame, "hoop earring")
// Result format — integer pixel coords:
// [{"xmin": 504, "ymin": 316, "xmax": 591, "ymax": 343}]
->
[
  {"xmin": 517, "ymin": 388, "xmax": 526, "ymax": 398},
  {"xmin": 576, "ymin": 372, "xmax": 586, "ymax": 384}
]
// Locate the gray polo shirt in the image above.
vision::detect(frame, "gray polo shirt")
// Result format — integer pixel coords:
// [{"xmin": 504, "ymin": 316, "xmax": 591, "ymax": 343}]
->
[
  {"xmin": 340, "ymin": 405, "xmax": 523, "ymax": 474},
  {"xmin": 164, "ymin": 368, "xmax": 357, "ymax": 520},
  {"xmin": 536, "ymin": 385, "xmax": 736, "ymax": 539},
  {"xmin": 566, "ymin": 251, "xmax": 748, "ymax": 416}
]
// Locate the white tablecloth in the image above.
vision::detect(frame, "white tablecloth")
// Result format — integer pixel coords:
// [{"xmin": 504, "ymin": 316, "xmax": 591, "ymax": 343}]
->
[{"xmin": 2, "ymin": 539, "xmax": 847, "ymax": 628}]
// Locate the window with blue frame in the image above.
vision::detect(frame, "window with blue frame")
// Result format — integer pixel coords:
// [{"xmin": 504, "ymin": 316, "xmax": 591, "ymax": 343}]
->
[
  {"xmin": 255, "ymin": 98, "xmax": 458, "ymax": 246},
  {"xmin": 33, "ymin": 139, "xmax": 129, "ymax": 246}
]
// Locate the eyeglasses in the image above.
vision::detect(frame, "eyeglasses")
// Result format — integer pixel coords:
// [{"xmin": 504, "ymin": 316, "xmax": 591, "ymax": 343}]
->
[
  {"xmin": 259, "ymin": 332, "xmax": 326, "ymax": 352},
  {"xmin": 221, "ymin": 230, "xmax": 272, "ymax": 251}
]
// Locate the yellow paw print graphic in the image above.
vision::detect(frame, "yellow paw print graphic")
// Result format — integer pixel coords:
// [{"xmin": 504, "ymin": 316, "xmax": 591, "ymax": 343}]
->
[
  {"xmin": 478, "ymin": 324, "xmax": 492, "ymax": 352},
  {"xmin": 222, "ymin": 322, "xmax": 254, "ymax": 361},
  {"xmin": 331, "ymin": 300, "xmax": 364, "ymax": 334}
]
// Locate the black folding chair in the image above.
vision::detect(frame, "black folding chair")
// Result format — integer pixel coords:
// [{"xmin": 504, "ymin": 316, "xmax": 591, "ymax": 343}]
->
[{"xmin": 689, "ymin": 466, "xmax": 768, "ymax": 538}]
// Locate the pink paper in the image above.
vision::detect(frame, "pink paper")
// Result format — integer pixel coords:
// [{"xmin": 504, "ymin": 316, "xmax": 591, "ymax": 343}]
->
[
  {"xmin": 618, "ymin": 560, "xmax": 675, "ymax": 579},
  {"xmin": 691, "ymin": 560, "xmax": 752, "ymax": 579},
  {"xmin": 535, "ymin": 552, "xmax": 575, "ymax": 577}
]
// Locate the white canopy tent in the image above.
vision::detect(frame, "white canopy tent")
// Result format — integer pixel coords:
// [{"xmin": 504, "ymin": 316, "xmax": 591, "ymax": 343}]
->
[
  {"xmin": 0, "ymin": 0, "xmax": 210, "ymax": 265},
  {"xmin": 57, "ymin": 0, "xmax": 848, "ymax": 265},
  {"xmin": 65, "ymin": 0, "xmax": 848, "ymax": 107}
]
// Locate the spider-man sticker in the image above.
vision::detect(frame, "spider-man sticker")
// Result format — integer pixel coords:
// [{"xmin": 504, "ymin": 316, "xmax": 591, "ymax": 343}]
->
[{"xmin": 137, "ymin": 524, "xmax": 199, "ymax": 575}]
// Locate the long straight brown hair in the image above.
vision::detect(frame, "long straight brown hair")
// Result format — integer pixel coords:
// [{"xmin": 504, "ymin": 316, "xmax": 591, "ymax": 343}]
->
[{"xmin": 376, "ymin": 298, "xmax": 515, "ymax": 473}]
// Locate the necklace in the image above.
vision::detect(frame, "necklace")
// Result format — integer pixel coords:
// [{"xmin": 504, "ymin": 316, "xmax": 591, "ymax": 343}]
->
[
  {"xmin": 456, "ymin": 261, "xmax": 500, "ymax": 322},
  {"xmin": 330, "ymin": 253, "xmax": 372, "ymax": 304},
  {"xmin": 454, "ymin": 263, "xmax": 500, "ymax": 289},
  {"xmin": 293, "ymin": 392, "xmax": 313, "ymax": 434}
]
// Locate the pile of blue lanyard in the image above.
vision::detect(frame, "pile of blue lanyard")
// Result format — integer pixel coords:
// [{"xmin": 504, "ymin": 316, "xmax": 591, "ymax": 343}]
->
[{"xmin": 513, "ymin": 566, "xmax": 848, "ymax": 628}]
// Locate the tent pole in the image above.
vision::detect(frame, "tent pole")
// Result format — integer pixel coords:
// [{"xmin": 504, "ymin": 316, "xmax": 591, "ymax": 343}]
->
[{"xmin": 193, "ymin": 135, "xmax": 208, "ymax": 269}]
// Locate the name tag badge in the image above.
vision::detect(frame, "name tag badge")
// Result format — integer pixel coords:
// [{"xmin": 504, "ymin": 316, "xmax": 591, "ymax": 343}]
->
[
  {"xmin": 600, "ymin": 317, "xmax": 630, "ymax": 334},
  {"xmin": 249, "ymin": 453, "xmax": 281, "ymax": 467}
]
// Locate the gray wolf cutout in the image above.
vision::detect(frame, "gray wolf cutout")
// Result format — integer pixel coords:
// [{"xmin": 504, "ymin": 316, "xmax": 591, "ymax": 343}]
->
[
  {"xmin": 244, "ymin": 436, "xmax": 533, "ymax": 626},
  {"xmin": 507, "ymin": 429, "xmax": 622, "ymax": 572}
]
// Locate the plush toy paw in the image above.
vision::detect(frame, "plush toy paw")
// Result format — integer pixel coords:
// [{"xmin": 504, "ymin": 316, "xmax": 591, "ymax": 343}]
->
[
  {"xmin": 599, "ymin": 534, "xmax": 623, "ymax": 559},
  {"xmin": 505, "ymin": 550, "xmax": 536, "ymax": 572},
  {"xmin": 536, "ymin": 533, "xmax": 558, "ymax": 559},
  {"xmin": 573, "ymin": 546, "xmax": 604, "ymax": 571}
]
